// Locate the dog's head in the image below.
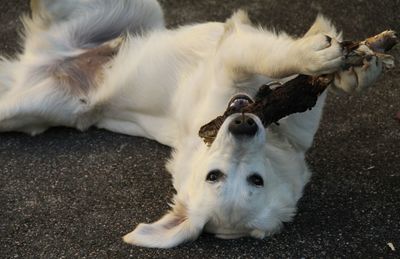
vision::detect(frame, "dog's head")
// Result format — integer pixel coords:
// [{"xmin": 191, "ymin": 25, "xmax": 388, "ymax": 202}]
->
[{"xmin": 124, "ymin": 94, "xmax": 307, "ymax": 248}]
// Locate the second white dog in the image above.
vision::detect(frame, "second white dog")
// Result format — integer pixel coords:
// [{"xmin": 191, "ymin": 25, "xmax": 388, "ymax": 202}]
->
[{"xmin": 0, "ymin": 0, "xmax": 384, "ymax": 248}]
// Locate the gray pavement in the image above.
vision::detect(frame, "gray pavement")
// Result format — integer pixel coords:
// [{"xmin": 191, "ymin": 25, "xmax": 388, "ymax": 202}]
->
[{"xmin": 1, "ymin": 0, "xmax": 399, "ymax": 258}]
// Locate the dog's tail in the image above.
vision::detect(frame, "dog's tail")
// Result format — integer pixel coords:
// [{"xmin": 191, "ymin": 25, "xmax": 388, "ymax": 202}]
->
[{"xmin": 25, "ymin": 0, "xmax": 165, "ymax": 49}]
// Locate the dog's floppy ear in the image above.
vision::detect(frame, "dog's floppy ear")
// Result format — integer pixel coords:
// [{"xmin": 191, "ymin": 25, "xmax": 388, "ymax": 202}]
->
[{"xmin": 123, "ymin": 200, "xmax": 207, "ymax": 248}]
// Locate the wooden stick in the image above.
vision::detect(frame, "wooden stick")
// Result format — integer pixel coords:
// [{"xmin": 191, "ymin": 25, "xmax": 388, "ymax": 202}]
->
[{"xmin": 199, "ymin": 30, "xmax": 398, "ymax": 145}]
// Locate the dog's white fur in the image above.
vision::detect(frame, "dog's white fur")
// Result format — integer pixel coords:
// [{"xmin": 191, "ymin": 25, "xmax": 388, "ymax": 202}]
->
[{"xmin": 0, "ymin": 0, "xmax": 384, "ymax": 248}]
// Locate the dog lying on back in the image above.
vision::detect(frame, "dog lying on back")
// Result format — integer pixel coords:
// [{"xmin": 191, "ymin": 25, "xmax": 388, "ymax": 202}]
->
[{"xmin": 0, "ymin": 0, "xmax": 384, "ymax": 248}]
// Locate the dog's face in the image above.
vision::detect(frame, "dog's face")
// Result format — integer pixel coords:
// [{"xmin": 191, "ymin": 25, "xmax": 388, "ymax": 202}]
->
[
  {"xmin": 198, "ymin": 112, "xmax": 298, "ymax": 239},
  {"xmin": 124, "ymin": 94, "xmax": 301, "ymax": 248}
]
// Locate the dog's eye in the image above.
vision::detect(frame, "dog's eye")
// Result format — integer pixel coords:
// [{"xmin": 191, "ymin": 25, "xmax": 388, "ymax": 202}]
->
[
  {"xmin": 206, "ymin": 170, "xmax": 224, "ymax": 183},
  {"xmin": 247, "ymin": 173, "xmax": 264, "ymax": 187}
]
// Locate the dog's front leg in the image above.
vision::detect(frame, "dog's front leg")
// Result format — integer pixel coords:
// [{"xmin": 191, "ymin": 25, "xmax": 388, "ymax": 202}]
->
[{"xmin": 218, "ymin": 12, "xmax": 343, "ymax": 81}]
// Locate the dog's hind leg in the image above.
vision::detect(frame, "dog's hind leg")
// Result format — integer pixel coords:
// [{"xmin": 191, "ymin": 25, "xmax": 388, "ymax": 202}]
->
[
  {"xmin": 0, "ymin": 59, "xmax": 16, "ymax": 98},
  {"xmin": 0, "ymin": 36, "xmax": 124, "ymax": 135},
  {"xmin": 0, "ymin": 0, "xmax": 166, "ymax": 135},
  {"xmin": 0, "ymin": 82, "xmax": 61, "ymax": 135},
  {"xmin": 0, "ymin": 77, "xmax": 99, "ymax": 135}
]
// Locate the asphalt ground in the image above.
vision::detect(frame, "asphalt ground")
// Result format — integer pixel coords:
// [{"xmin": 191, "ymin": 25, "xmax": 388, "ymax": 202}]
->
[{"xmin": 0, "ymin": 0, "xmax": 399, "ymax": 258}]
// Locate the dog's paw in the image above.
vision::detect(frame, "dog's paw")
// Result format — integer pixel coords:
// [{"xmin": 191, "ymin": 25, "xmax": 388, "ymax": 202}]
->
[
  {"xmin": 332, "ymin": 54, "xmax": 384, "ymax": 93},
  {"xmin": 295, "ymin": 34, "xmax": 344, "ymax": 76}
]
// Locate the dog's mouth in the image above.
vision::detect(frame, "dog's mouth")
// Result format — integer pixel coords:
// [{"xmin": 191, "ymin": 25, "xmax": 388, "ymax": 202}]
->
[
  {"xmin": 199, "ymin": 94, "xmax": 256, "ymax": 145},
  {"xmin": 227, "ymin": 94, "xmax": 254, "ymax": 112}
]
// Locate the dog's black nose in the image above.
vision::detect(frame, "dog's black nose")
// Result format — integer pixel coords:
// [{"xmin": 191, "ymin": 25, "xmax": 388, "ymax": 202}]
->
[{"xmin": 228, "ymin": 114, "xmax": 258, "ymax": 137}]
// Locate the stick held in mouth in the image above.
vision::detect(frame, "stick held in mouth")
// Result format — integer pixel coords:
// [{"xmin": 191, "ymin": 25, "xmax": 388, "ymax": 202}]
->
[{"xmin": 199, "ymin": 30, "xmax": 398, "ymax": 145}]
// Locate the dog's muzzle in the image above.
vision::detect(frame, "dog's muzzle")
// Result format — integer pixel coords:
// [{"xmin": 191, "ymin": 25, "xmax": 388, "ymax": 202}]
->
[
  {"xmin": 228, "ymin": 114, "xmax": 258, "ymax": 137},
  {"xmin": 227, "ymin": 94, "xmax": 258, "ymax": 138}
]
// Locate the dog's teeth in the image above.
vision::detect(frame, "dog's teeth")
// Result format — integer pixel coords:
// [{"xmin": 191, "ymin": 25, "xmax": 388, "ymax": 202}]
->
[{"xmin": 230, "ymin": 98, "xmax": 250, "ymax": 109}]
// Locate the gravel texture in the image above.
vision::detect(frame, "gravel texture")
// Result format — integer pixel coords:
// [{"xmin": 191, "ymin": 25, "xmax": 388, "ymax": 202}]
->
[{"xmin": 0, "ymin": 0, "xmax": 399, "ymax": 258}]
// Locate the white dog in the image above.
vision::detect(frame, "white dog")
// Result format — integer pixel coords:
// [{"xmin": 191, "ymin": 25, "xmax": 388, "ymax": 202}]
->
[{"xmin": 0, "ymin": 0, "xmax": 384, "ymax": 248}]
